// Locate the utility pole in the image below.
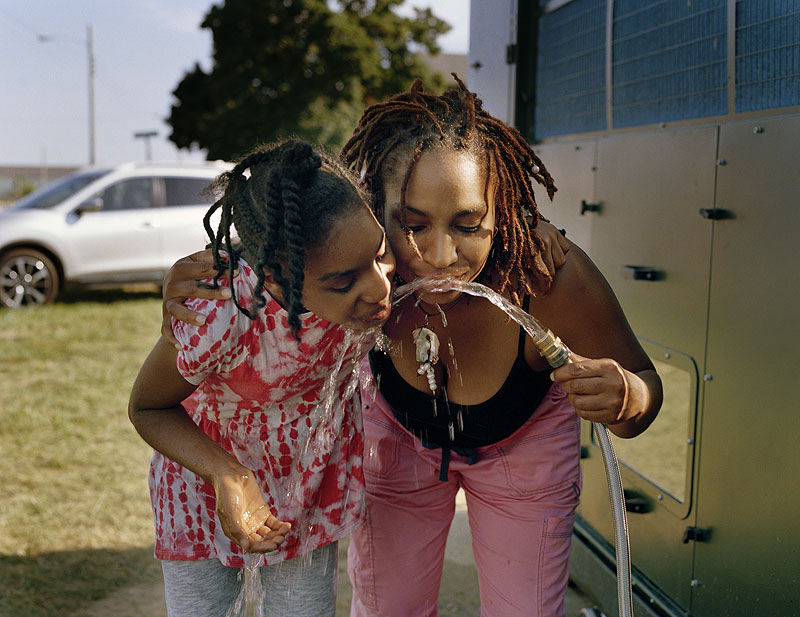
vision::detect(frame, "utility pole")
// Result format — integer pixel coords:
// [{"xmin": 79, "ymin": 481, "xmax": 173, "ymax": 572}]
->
[
  {"xmin": 38, "ymin": 24, "xmax": 96, "ymax": 165},
  {"xmin": 87, "ymin": 24, "xmax": 96, "ymax": 165}
]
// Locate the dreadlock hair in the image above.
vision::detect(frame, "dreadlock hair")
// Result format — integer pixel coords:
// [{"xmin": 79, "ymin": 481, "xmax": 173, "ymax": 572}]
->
[
  {"xmin": 341, "ymin": 74, "xmax": 558, "ymax": 306},
  {"xmin": 203, "ymin": 139, "xmax": 365, "ymax": 339}
]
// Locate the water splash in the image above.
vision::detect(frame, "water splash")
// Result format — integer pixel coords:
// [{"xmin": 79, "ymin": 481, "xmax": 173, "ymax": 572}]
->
[
  {"xmin": 393, "ymin": 278, "xmax": 570, "ymax": 367},
  {"xmin": 285, "ymin": 326, "xmax": 378, "ymax": 559}
]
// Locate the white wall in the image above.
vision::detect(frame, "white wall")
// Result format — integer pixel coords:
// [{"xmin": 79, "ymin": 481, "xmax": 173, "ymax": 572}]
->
[{"xmin": 467, "ymin": 0, "xmax": 517, "ymax": 124}]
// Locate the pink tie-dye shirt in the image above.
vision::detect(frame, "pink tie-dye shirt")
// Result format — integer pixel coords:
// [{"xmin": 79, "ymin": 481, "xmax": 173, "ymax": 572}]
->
[{"xmin": 148, "ymin": 261, "xmax": 376, "ymax": 567}]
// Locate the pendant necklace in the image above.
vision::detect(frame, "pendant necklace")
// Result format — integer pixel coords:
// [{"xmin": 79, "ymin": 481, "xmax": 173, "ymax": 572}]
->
[{"xmin": 411, "ymin": 292, "xmax": 467, "ymax": 395}]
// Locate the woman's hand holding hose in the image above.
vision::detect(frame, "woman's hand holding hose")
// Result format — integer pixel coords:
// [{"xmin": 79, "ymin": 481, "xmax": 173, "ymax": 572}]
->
[{"xmin": 550, "ymin": 352, "xmax": 659, "ymax": 438}]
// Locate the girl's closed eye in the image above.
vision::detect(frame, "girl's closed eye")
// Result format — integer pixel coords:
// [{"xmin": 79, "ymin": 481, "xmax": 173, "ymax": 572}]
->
[{"xmin": 330, "ymin": 278, "xmax": 356, "ymax": 293}]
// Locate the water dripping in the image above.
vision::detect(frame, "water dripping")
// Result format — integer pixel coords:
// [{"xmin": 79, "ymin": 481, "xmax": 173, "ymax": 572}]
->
[
  {"xmin": 301, "ymin": 523, "xmax": 315, "ymax": 568},
  {"xmin": 447, "ymin": 338, "xmax": 463, "ymax": 387},
  {"xmin": 435, "ymin": 303, "xmax": 448, "ymax": 326},
  {"xmin": 225, "ymin": 553, "xmax": 265, "ymax": 617}
]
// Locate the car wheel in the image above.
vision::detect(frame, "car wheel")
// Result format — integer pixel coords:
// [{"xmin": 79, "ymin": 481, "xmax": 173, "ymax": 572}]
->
[{"xmin": 0, "ymin": 248, "xmax": 60, "ymax": 307}]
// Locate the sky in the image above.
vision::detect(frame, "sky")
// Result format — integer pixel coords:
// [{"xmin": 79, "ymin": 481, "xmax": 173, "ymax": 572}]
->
[{"xmin": 0, "ymin": 0, "xmax": 470, "ymax": 168}]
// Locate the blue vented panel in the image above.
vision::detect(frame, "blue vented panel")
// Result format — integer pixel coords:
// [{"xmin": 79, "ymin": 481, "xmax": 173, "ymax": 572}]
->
[
  {"xmin": 736, "ymin": 0, "xmax": 800, "ymax": 112},
  {"xmin": 612, "ymin": 0, "xmax": 728, "ymax": 127},
  {"xmin": 535, "ymin": 0, "xmax": 607, "ymax": 138}
]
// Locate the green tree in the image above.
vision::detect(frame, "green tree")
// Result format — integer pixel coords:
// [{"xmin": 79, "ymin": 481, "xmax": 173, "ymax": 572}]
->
[{"xmin": 168, "ymin": 0, "xmax": 451, "ymax": 160}]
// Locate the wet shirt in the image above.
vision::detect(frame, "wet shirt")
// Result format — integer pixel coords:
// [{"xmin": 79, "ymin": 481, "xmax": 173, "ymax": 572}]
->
[{"xmin": 149, "ymin": 260, "xmax": 375, "ymax": 567}]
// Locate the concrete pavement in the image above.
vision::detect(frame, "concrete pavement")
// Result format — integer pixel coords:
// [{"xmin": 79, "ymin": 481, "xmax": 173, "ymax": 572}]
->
[{"xmin": 74, "ymin": 490, "xmax": 597, "ymax": 617}]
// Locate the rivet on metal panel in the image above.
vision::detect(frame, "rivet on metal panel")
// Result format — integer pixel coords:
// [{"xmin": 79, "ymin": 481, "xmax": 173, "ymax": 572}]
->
[
  {"xmin": 664, "ymin": 352, "xmax": 671, "ymax": 359},
  {"xmin": 703, "ymin": 374, "xmax": 713, "ymax": 381},
  {"xmin": 717, "ymin": 159, "xmax": 727, "ymax": 166},
  {"xmin": 657, "ymin": 494, "xmax": 664, "ymax": 501},
  {"xmin": 753, "ymin": 126, "xmax": 764, "ymax": 134},
  {"xmin": 691, "ymin": 579, "xmax": 701, "ymax": 588},
  {"xmin": 687, "ymin": 438, "xmax": 693, "ymax": 445}
]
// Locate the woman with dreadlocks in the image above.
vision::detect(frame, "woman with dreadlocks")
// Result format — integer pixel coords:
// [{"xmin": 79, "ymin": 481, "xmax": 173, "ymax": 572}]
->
[
  {"xmin": 128, "ymin": 139, "xmax": 395, "ymax": 617},
  {"xmin": 160, "ymin": 78, "xmax": 661, "ymax": 616}
]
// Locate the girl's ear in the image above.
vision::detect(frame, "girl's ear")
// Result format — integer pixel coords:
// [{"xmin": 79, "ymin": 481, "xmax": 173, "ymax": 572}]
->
[{"xmin": 261, "ymin": 269, "xmax": 286, "ymax": 306}]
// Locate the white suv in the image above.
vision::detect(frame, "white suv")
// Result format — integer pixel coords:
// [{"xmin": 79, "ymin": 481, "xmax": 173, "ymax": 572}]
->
[{"xmin": 0, "ymin": 161, "xmax": 230, "ymax": 307}]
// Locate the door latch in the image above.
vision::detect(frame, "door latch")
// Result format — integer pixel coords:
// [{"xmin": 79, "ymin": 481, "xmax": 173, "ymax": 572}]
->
[
  {"xmin": 699, "ymin": 207, "xmax": 734, "ymax": 220},
  {"xmin": 580, "ymin": 200, "xmax": 602, "ymax": 215},
  {"xmin": 621, "ymin": 265, "xmax": 666, "ymax": 281},
  {"xmin": 682, "ymin": 526, "xmax": 710, "ymax": 543}
]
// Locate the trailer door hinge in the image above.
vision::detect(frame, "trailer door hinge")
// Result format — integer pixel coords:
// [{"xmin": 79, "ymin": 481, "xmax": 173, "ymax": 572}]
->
[
  {"xmin": 682, "ymin": 526, "xmax": 711, "ymax": 543},
  {"xmin": 506, "ymin": 43, "xmax": 517, "ymax": 65}
]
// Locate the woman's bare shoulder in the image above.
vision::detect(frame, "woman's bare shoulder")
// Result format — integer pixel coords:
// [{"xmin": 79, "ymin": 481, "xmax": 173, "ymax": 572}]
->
[{"xmin": 530, "ymin": 240, "xmax": 650, "ymax": 368}]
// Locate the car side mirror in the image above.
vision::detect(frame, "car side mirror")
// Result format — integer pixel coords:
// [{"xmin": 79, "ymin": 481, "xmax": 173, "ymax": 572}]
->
[{"xmin": 74, "ymin": 196, "xmax": 104, "ymax": 216}]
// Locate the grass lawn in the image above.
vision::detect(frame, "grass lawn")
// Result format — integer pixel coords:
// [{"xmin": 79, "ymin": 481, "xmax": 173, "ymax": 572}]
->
[{"xmin": 0, "ymin": 287, "xmax": 166, "ymax": 617}]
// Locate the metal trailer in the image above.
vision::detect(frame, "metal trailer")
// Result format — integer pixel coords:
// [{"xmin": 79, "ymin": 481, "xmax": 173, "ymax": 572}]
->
[{"xmin": 467, "ymin": 1, "xmax": 800, "ymax": 615}]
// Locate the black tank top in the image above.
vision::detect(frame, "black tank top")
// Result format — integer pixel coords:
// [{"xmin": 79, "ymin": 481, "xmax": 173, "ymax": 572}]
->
[{"xmin": 368, "ymin": 299, "xmax": 553, "ymax": 450}]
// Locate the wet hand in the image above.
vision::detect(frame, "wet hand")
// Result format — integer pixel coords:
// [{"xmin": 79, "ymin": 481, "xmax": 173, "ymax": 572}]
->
[
  {"xmin": 213, "ymin": 469, "xmax": 292, "ymax": 553},
  {"xmin": 160, "ymin": 249, "xmax": 236, "ymax": 348},
  {"xmin": 550, "ymin": 352, "xmax": 640, "ymax": 426}
]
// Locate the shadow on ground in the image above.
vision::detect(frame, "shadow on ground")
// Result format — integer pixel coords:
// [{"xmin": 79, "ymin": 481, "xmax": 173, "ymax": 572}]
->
[
  {"xmin": 0, "ymin": 546, "xmax": 162, "ymax": 617},
  {"xmin": 56, "ymin": 285, "xmax": 162, "ymax": 305},
  {"xmin": 1, "ymin": 512, "xmax": 594, "ymax": 616}
]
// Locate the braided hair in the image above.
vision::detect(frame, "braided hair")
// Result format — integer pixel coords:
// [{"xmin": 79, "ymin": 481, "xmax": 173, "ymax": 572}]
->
[
  {"xmin": 203, "ymin": 139, "xmax": 364, "ymax": 338},
  {"xmin": 341, "ymin": 74, "xmax": 557, "ymax": 305}
]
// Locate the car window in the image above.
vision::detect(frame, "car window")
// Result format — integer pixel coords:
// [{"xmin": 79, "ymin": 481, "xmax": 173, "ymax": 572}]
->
[
  {"xmin": 163, "ymin": 177, "xmax": 215, "ymax": 207},
  {"xmin": 12, "ymin": 170, "xmax": 109, "ymax": 210},
  {"xmin": 96, "ymin": 178, "xmax": 154, "ymax": 211}
]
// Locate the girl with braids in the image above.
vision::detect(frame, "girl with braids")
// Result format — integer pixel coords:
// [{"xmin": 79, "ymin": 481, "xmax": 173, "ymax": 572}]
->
[
  {"xmin": 128, "ymin": 139, "xmax": 395, "ymax": 617},
  {"xmin": 160, "ymin": 78, "xmax": 661, "ymax": 617}
]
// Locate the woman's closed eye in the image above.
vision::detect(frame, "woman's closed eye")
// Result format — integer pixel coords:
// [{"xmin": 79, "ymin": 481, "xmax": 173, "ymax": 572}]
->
[{"xmin": 456, "ymin": 224, "xmax": 481, "ymax": 233}]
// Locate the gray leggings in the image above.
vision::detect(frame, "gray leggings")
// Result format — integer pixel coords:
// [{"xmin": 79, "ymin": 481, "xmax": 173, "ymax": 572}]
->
[{"xmin": 161, "ymin": 541, "xmax": 338, "ymax": 617}]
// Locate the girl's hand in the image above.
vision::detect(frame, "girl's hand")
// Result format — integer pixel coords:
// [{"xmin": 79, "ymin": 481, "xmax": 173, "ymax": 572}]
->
[
  {"xmin": 533, "ymin": 219, "xmax": 569, "ymax": 277},
  {"xmin": 550, "ymin": 352, "xmax": 649, "ymax": 430},
  {"xmin": 213, "ymin": 469, "xmax": 291, "ymax": 553},
  {"xmin": 161, "ymin": 249, "xmax": 236, "ymax": 348}
]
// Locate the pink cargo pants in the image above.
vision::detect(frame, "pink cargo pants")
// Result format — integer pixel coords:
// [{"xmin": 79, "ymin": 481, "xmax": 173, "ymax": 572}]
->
[{"xmin": 348, "ymin": 368, "xmax": 582, "ymax": 617}]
